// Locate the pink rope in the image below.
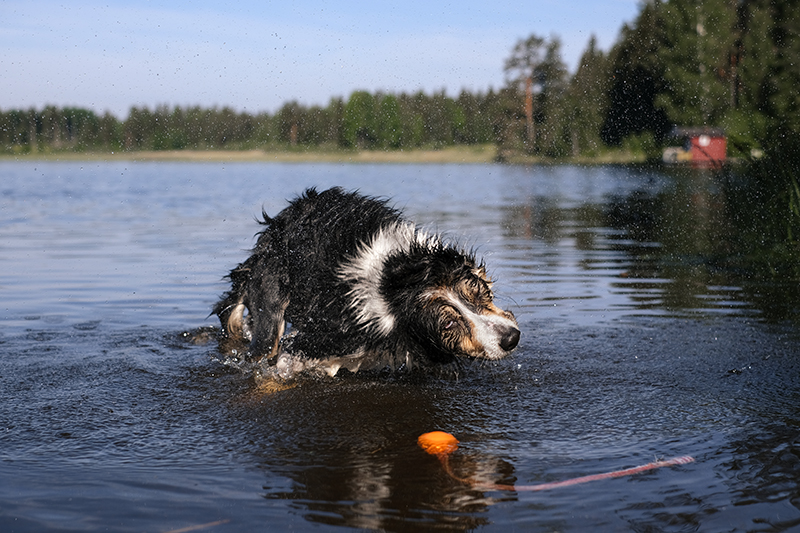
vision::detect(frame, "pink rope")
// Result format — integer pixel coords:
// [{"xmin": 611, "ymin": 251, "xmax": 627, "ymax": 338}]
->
[{"xmin": 441, "ymin": 454, "xmax": 695, "ymax": 492}]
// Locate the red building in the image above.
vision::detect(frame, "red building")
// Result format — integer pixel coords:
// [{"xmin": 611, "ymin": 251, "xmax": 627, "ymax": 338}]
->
[{"xmin": 667, "ymin": 127, "xmax": 727, "ymax": 167}]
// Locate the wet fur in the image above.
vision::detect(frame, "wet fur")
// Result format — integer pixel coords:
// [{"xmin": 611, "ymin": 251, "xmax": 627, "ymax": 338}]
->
[{"xmin": 214, "ymin": 187, "xmax": 519, "ymax": 375}]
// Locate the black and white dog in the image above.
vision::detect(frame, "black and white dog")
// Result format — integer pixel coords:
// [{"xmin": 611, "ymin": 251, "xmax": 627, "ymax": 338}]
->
[{"xmin": 214, "ymin": 187, "xmax": 519, "ymax": 376}]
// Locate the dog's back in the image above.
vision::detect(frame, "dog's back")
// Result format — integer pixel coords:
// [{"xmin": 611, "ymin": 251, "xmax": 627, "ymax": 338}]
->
[{"xmin": 215, "ymin": 188, "xmax": 403, "ymax": 359}]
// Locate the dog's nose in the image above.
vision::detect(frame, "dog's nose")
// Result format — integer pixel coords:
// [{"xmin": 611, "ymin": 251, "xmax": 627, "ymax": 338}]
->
[{"xmin": 499, "ymin": 325, "xmax": 520, "ymax": 351}]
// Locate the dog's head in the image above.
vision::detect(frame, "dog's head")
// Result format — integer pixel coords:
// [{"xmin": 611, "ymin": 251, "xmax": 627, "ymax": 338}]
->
[{"xmin": 381, "ymin": 246, "xmax": 520, "ymax": 363}]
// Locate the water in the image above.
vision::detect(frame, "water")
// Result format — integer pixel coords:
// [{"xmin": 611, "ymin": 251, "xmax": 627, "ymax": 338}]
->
[{"xmin": 1, "ymin": 161, "xmax": 799, "ymax": 532}]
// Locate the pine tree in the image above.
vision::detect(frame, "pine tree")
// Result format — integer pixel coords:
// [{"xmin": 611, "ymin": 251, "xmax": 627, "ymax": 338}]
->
[
  {"xmin": 565, "ymin": 35, "xmax": 610, "ymax": 156},
  {"xmin": 537, "ymin": 37, "xmax": 570, "ymax": 156},
  {"xmin": 654, "ymin": 0, "xmax": 737, "ymax": 127},
  {"xmin": 602, "ymin": 1, "xmax": 671, "ymax": 146},
  {"xmin": 376, "ymin": 94, "xmax": 403, "ymax": 149},
  {"xmin": 766, "ymin": 0, "xmax": 800, "ymax": 139},
  {"xmin": 503, "ymin": 34, "xmax": 547, "ymax": 152},
  {"xmin": 342, "ymin": 91, "xmax": 378, "ymax": 148},
  {"xmin": 502, "ymin": 34, "xmax": 568, "ymax": 154}
]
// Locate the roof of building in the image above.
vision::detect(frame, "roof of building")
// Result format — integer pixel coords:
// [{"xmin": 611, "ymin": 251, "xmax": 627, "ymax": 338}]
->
[{"xmin": 670, "ymin": 126, "xmax": 725, "ymax": 138}]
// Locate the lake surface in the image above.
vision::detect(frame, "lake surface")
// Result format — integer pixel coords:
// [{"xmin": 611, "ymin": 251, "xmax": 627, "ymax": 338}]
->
[{"xmin": 1, "ymin": 161, "xmax": 799, "ymax": 532}]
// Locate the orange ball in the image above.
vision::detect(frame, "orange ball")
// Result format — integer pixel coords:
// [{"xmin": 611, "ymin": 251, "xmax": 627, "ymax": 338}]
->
[{"xmin": 418, "ymin": 431, "xmax": 459, "ymax": 456}]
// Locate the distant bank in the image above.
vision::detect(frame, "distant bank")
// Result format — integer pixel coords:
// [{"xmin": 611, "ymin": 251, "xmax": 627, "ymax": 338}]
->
[{"xmin": 0, "ymin": 144, "xmax": 644, "ymax": 165}]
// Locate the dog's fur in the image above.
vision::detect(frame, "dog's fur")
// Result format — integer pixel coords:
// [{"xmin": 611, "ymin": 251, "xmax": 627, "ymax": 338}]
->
[{"xmin": 214, "ymin": 187, "xmax": 519, "ymax": 376}]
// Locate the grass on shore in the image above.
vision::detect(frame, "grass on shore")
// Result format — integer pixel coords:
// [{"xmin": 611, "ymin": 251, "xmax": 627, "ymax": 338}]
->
[
  {"xmin": 0, "ymin": 144, "xmax": 645, "ymax": 164},
  {"xmin": 1, "ymin": 144, "xmax": 497, "ymax": 164}
]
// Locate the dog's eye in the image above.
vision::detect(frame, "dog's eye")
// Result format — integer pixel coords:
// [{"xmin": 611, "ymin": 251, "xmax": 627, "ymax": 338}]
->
[{"xmin": 443, "ymin": 320, "xmax": 455, "ymax": 330}]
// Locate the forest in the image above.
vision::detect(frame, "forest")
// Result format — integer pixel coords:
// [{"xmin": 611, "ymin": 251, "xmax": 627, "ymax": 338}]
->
[{"xmin": 1, "ymin": 0, "xmax": 799, "ymax": 164}]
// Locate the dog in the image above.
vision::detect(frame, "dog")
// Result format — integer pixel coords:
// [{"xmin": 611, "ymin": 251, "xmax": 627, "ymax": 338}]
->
[{"xmin": 214, "ymin": 187, "xmax": 519, "ymax": 376}]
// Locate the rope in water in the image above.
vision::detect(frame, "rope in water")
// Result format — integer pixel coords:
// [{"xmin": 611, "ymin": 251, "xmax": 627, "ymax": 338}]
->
[{"xmin": 418, "ymin": 431, "xmax": 694, "ymax": 492}]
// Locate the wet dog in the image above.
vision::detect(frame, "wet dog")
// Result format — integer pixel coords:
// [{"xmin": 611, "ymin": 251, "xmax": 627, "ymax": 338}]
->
[{"xmin": 214, "ymin": 187, "xmax": 519, "ymax": 376}]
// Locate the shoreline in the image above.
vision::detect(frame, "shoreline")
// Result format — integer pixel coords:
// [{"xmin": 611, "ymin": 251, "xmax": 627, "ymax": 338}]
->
[{"xmin": 0, "ymin": 144, "xmax": 645, "ymax": 165}]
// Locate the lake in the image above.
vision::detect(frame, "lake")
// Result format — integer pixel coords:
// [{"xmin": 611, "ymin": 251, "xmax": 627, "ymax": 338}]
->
[{"xmin": 1, "ymin": 161, "xmax": 799, "ymax": 532}]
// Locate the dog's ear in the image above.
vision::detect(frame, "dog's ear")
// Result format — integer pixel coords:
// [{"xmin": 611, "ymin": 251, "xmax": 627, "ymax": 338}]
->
[
  {"xmin": 474, "ymin": 263, "xmax": 493, "ymax": 288},
  {"xmin": 381, "ymin": 256, "xmax": 433, "ymax": 293}
]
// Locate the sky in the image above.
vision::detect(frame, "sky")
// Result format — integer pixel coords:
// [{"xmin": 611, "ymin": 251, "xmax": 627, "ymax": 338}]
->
[{"xmin": 1, "ymin": 0, "xmax": 640, "ymax": 118}]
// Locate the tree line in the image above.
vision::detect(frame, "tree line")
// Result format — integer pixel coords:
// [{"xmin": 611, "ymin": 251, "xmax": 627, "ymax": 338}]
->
[
  {"xmin": 2, "ymin": 0, "xmax": 798, "ymax": 160},
  {"xmin": 0, "ymin": 92, "xmax": 517, "ymax": 154}
]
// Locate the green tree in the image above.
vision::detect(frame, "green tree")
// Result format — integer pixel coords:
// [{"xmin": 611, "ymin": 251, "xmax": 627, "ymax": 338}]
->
[
  {"xmin": 304, "ymin": 105, "xmax": 338, "ymax": 145},
  {"xmin": 422, "ymin": 91, "xmax": 460, "ymax": 148},
  {"xmin": 376, "ymin": 94, "xmax": 403, "ymax": 148},
  {"xmin": 324, "ymin": 97, "xmax": 345, "ymax": 146},
  {"xmin": 503, "ymin": 34, "xmax": 546, "ymax": 152},
  {"xmin": 654, "ymin": 0, "xmax": 737, "ymax": 127},
  {"xmin": 536, "ymin": 37, "xmax": 570, "ymax": 156},
  {"xmin": 97, "ymin": 111, "xmax": 122, "ymax": 150},
  {"xmin": 276, "ymin": 101, "xmax": 304, "ymax": 145},
  {"xmin": 456, "ymin": 90, "xmax": 494, "ymax": 144},
  {"xmin": 719, "ymin": 0, "xmax": 772, "ymax": 155},
  {"xmin": 124, "ymin": 107, "xmax": 155, "ymax": 149},
  {"xmin": 397, "ymin": 92, "xmax": 426, "ymax": 148},
  {"xmin": 502, "ymin": 34, "xmax": 568, "ymax": 154},
  {"xmin": 564, "ymin": 35, "xmax": 610, "ymax": 156},
  {"xmin": 764, "ymin": 0, "xmax": 800, "ymax": 140},
  {"xmin": 602, "ymin": 1, "xmax": 671, "ymax": 145},
  {"xmin": 342, "ymin": 91, "xmax": 377, "ymax": 148}
]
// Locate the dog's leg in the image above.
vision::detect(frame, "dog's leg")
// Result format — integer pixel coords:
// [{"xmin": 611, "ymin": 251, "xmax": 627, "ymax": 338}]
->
[
  {"xmin": 226, "ymin": 303, "xmax": 250, "ymax": 341},
  {"xmin": 215, "ymin": 292, "xmax": 247, "ymax": 339},
  {"xmin": 214, "ymin": 262, "xmax": 254, "ymax": 339},
  {"xmin": 249, "ymin": 297, "xmax": 289, "ymax": 363},
  {"xmin": 214, "ymin": 293, "xmax": 253, "ymax": 358}
]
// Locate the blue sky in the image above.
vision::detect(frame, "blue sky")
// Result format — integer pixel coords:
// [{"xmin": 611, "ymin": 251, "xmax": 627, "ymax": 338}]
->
[{"xmin": 1, "ymin": 0, "xmax": 639, "ymax": 118}]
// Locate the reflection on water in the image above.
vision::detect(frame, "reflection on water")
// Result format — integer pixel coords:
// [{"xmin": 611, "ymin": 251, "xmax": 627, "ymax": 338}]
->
[
  {"xmin": 239, "ymin": 378, "xmax": 513, "ymax": 531},
  {"xmin": 1, "ymin": 161, "xmax": 799, "ymax": 532},
  {"xmin": 500, "ymin": 165, "xmax": 799, "ymax": 324}
]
